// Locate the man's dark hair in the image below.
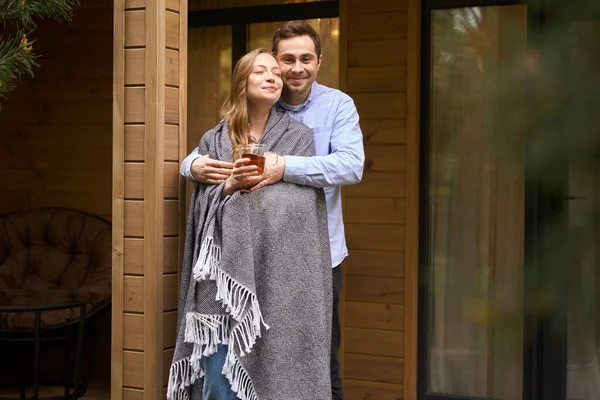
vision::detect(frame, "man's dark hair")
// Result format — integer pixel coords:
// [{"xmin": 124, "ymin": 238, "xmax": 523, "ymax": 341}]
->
[{"xmin": 272, "ymin": 20, "xmax": 321, "ymax": 58}]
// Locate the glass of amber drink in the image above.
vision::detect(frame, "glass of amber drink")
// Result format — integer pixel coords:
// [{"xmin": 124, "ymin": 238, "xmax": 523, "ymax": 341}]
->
[{"xmin": 236, "ymin": 144, "xmax": 266, "ymax": 175}]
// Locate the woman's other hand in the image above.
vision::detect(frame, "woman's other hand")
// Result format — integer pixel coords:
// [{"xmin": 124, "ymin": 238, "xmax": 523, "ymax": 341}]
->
[
  {"xmin": 191, "ymin": 154, "xmax": 234, "ymax": 184},
  {"xmin": 222, "ymin": 158, "xmax": 262, "ymax": 196},
  {"xmin": 250, "ymin": 152, "xmax": 285, "ymax": 192}
]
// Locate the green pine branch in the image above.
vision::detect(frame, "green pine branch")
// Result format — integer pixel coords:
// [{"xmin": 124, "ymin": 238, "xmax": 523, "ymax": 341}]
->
[
  {"xmin": 0, "ymin": 0, "xmax": 79, "ymax": 28},
  {"xmin": 0, "ymin": 0, "xmax": 79, "ymax": 109},
  {"xmin": 0, "ymin": 32, "xmax": 38, "ymax": 97}
]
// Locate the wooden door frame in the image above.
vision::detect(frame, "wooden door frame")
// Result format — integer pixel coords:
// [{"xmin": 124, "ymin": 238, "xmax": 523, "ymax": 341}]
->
[
  {"xmin": 112, "ymin": 0, "xmax": 188, "ymax": 399},
  {"xmin": 405, "ymin": 0, "xmax": 421, "ymax": 398}
]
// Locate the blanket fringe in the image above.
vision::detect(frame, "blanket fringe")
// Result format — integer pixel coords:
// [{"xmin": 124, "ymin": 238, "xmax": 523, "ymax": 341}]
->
[
  {"xmin": 168, "ymin": 236, "xmax": 269, "ymax": 399},
  {"xmin": 166, "ymin": 356, "xmax": 197, "ymax": 400},
  {"xmin": 185, "ymin": 313, "xmax": 230, "ymax": 360},
  {"xmin": 193, "ymin": 236, "xmax": 221, "ymax": 281},
  {"xmin": 224, "ymin": 346, "xmax": 259, "ymax": 400},
  {"xmin": 215, "ymin": 267, "xmax": 269, "ymax": 355},
  {"xmin": 168, "ymin": 346, "xmax": 260, "ymax": 400},
  {"xmin": 192, "ymin": 235, "xmax": 269, "ymax": 356},
  {"xmin": 167, "ymin": 313, "xmax": 229, "ymax": 400}
]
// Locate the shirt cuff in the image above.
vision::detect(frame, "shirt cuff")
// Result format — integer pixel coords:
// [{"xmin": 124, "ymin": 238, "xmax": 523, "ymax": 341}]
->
[
  {"xmin": 282, "ymin": 155, "xmax": 306, "ymax": 185},
  {"xmin": 182, "ymin": 154, "xmax": 202, "ymax": 181}
]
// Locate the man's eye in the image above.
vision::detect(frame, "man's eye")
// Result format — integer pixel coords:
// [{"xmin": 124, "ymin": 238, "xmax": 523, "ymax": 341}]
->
[
  {"xmin": 302, "ymin": 57, "xmax": 311, "ymax": 63},
  {"xmin": 283, "ymin": 59, "xmax": 293, "ymax": 63}
]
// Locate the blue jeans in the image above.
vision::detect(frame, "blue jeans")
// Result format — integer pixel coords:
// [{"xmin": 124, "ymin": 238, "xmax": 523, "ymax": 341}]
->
[{"xmin": 203, "ymin": 344, "xmax": 238, "ymax": 400}]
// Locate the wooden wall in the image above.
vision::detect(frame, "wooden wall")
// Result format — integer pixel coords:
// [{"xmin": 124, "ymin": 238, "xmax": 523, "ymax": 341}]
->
[
  {"xmin": 0, "ymin": 0, "xmax": 113, "ymax": 221},
  {"xmin": 340, "ymin": 0, "xmax": 419, "ymax": 398},
  {"xmin": 112, "ymin": 0, "xmax": 186, "ymax": 398}
]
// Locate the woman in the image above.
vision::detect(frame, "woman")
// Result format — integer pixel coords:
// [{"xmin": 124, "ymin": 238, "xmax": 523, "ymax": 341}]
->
[{"xmin": 168, "ymin": 49, "xmax": 332, "ymax": 400}]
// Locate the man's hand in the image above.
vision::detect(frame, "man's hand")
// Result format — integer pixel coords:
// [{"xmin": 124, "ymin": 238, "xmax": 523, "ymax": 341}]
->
[
  {"xmin": 250, "ymin": 152, "xmax": 285, "ymax": 192},
  {"xmin": 191, "ymin": 154, "xmax": 233, "ymax": 184}
]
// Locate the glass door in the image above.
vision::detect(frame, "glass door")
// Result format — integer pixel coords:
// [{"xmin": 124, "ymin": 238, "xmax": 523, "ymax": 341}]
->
[
  {"xmin": 565, "ymin": 17, "xmax": 600, "ymax": 400},
  {"xmin": 524, "ymin": 5, "xmax": 600, "ymax": 398},
  {"xmin": 420, "ymin": 1, "xmax": 600, "ymax": 399},
  {"xmin": 419, "ymin": 4, "xmax": 528, "ymax": 399}
]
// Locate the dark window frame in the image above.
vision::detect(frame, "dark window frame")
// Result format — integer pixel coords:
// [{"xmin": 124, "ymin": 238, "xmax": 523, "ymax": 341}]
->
[
  {"xmin": 417, "ymin": 1, "xmax": 570, "ymax": 400},
  {"xmin": 188, "ymin": 1, "xmax": 339, "ymax": 69}
]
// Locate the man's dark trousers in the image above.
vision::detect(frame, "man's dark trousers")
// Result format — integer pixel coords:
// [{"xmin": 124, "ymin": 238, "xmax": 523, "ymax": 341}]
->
[{"xmin": 331, "ymin": 265, "xmax": 343, "ymax": 399}]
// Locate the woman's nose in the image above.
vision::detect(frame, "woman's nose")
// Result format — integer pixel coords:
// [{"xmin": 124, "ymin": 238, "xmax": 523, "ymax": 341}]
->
[{"xmin": 265, "ymin": 71, "xmax": 277, "ymax": 82}]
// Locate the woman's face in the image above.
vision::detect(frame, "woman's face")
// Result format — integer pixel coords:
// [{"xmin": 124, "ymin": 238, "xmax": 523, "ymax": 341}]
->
[{"xmin": 246, "ymin": 53, "xmax": 282, "ymax": 106}]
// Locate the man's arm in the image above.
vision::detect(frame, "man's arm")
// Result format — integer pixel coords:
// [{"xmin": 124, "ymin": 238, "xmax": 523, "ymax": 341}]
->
[
  {"xmin": 180, "ymin": 146, "xmax": 233, "ymax": 184},
  {"xmin": 284, "ymin": 96, "xmax": 365, "ymax": 188},
  {"xmin": 180, "ymin": 146, "xmax": 201, "ymax": 180}
]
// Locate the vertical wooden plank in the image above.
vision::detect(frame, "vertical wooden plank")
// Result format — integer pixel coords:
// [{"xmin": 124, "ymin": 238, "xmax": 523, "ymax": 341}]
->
[
  {"xmin": 123, "ymin": 388, "xmax": 144, "ymax": 400},
  {"xmin": 404, "ymin": 0, "xmax": 420, "ymax": 398},
  {"xmin": 177, "ymin": 0, "xmax": 188, "ymax": 349},
  {"xmin": 112, "ymin": 1, "xmax": 126, "ymax": 399},
  {"xmin": 123, "ymin": 351, "xmax": 145, "ymax": 387},
  {"xmin": 339, "ymin": 0, "xmax": 348, "ymax": 380},
  {"xmin": 144, "ymin": 0, "xmax": 166, "ymax": 399}
]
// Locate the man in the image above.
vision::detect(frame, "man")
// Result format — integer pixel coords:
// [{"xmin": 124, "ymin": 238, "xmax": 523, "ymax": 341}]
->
[{"xmin": 180, "ymin": 20, "xmax": 364, "ymax": 399}]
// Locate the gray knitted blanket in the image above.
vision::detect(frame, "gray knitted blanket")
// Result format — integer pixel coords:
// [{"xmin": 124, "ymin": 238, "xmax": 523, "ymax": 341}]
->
[{"xmin": 168, "ymin": 108, "xmax": 332, "ymax": 400}]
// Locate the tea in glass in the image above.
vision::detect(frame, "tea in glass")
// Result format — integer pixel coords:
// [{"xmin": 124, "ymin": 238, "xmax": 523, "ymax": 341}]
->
[{"xmin": 236, "ymin": 144, "xmax": 266, "ymax": 175}]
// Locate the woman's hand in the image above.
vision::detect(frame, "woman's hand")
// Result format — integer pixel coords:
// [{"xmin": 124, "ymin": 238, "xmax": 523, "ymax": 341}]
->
[
  {"xmin": 221, "ymin": 158, "xmax": 263, "ymax": 197},
  {"xmin": 250, "ymin": 152, "xmax": 285, "ymax": 192}
]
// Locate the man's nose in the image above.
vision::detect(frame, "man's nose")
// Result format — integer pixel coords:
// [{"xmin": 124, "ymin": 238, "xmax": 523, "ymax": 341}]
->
[{"xmin": 291, "ymin": 60, "xmax": 303, "ymax": 73}]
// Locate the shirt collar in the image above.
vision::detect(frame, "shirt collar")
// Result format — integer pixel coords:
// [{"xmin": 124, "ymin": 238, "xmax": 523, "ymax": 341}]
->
[{"xmin": 277, "ymin": 81, "xmax": 319, "ymax": 112}]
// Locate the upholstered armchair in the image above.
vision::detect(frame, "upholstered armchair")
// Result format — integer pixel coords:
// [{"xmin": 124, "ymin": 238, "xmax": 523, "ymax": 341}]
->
[{"xmin": 0, "ymin": 208, "xmax": 112, "ymax": 399}]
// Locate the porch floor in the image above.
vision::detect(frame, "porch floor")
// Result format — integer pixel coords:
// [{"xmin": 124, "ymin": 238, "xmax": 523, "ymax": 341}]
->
[{"xmin": 0, "ymin": 378, "xmax": 110, "ymax": 400}]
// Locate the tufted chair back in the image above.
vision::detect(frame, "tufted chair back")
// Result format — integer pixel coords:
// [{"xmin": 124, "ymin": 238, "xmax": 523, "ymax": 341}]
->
[{"xmin": 0, "ymin": 208, "xmax": 111, "ymax": 330}]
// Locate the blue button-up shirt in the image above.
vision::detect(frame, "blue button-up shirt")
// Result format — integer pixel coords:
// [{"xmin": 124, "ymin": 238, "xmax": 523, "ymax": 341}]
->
[{"xmin": 180, "ymin": 82, "xmax": 365, "ymax": 268}]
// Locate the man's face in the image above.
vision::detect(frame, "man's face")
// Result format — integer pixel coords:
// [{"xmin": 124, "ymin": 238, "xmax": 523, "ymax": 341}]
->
[{"xmin": 275, "ymin": 35, "xmax": 322, "ymax": 101}]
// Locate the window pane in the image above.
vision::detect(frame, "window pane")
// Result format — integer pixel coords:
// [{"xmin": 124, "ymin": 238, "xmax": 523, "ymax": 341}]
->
[
  {"xmin": 249, "ymin": 18, "xmax": 339, "ymax": 89},
  {"xmin": 187, "ymin": 26, "xmax": 232, "ymax": 152},
  {"xmin": 427, "ymin": 5, "xmax": 526, "ymax": 399}
]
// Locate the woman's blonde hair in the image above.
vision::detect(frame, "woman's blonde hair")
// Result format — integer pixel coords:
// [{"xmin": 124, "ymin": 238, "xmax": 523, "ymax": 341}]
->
[{"xmin": 220, "ymin": 48, "xmax": 274, "ymax": 158}]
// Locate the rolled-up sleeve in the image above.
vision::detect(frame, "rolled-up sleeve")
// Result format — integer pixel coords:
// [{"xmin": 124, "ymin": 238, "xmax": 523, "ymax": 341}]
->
[
  {"xmin": 180, "ymin": 145, "xmax": 201, "ymax": 181},
  {"xmin": 283, "ymin": 96, "xmax": 365, "ymax": 188}
]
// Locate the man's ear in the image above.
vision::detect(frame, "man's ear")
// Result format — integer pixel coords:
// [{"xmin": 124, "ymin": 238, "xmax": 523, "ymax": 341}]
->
[{"xmin": 317, "ymin": 54, "xmax": 323, "ymax": 70}]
